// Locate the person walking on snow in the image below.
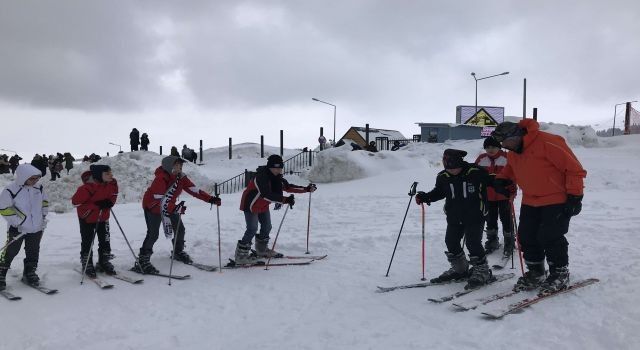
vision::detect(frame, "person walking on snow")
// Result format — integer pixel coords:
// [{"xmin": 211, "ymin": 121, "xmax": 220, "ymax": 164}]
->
[
  {"xmin": 235, "ymin": 155, "xmax": 317, "ymax": 265},
  {"xmin": 133, "ymin": 156, "xmax": 221, "ymax": 274},
  {"xmin": 475, "ymin": 136, "xmax": 516, "ymax": 256},
  {"xmin": 491, "ymin": 120, "xmax": 586, "ymax": 294},
  {"xmin": 0, "ymin": 164, "xmax": 49, "ymax": 289},
  {"xmin": 71, "ymin": 165, "xmax": 119, "ymax": 277},
  {"xmin": 415, "ymin": 149, "xmax": 495, "ymax": 290}
]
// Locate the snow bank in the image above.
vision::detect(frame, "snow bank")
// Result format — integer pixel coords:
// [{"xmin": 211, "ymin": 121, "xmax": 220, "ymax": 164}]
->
[{"xmin": 540, "ymin": 122, "xmax": 600, "ymax": 147}]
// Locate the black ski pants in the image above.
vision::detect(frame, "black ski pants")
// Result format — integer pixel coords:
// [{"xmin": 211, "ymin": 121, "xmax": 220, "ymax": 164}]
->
[
  {"xmin": 445, "ymin": 217, "xmax": 486, "ymax": 259},
  {"xmin": 140, "ymin": 210, "xmax": 186, "ymax": 254},
  {"xmin": 79, "ymin": 219, "xmax": 111, "ymax": 259},
  {"xmin": 0, "ymin": 227, "xmax": 42, "ymax": 269},
  {"xmin": 486, "ymin": 200, "xmax": 512, "ymax": 233},
  {"xmin": 518, "ymin": 204, "xmax": 570, "ymax": 268}
]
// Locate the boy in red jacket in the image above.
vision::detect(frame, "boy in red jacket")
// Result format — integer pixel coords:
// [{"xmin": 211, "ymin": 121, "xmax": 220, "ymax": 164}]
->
[
  {"xmin": 71, "ymin": 165, "xmax": 118, "ymax": 277},
  {"xmin": 475, "ymin": 136, "xmax": 515, "ymax": 257},
  {"xmin": 235, "ymin": 155, "xmax": 316, "ymax": 265},
  {"xmin": 134, "ymin": 156, "xmax": 220, "ymax": 274}
]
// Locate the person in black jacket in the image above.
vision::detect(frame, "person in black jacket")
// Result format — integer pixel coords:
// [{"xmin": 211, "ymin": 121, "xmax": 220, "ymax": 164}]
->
[
  {"xmin": 130, "ymin": 128, "xmax": 140, "ymax": 151},
  {"xmin": 140, "ymin": 133, "xmax": 150, "ymax": 151},
  {"xmin": 416, "ymin": 149, "xmax": 494, "ymax": 290},
  {"xmin": 8, "ymin": 154, "xmax": 21, "ymax": 174}
]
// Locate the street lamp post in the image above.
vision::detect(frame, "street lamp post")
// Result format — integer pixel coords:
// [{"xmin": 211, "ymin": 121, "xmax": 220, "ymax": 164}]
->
[
  {"xmin": 470, "ymin": 71, "xmax": 510, "ymax": 119},
  {"xmin": 108, "ymin": 142, "xmax": 122, "ymax": 153},
  {"xmin": 312, "ymin": 98, "xmax": 336, "ymax": 145},
  {"xmin": 613, "ymin": 100, "xmax": 637, "ymax": 136}
]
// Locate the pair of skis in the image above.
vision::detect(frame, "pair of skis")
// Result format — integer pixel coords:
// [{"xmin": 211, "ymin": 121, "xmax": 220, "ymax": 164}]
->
[
  {"xmin": 224, "ymin": 254, "xmax": 328, "ymax": 269},
  {"xmin": 1, "ymin": 279, "xmax": 58, "ymax": 301}
]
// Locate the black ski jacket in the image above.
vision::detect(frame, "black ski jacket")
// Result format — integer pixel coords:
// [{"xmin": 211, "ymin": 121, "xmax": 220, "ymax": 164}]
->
[{"xmin": 423, "ymin": 162, "xmax": 492, "ymax": 223}]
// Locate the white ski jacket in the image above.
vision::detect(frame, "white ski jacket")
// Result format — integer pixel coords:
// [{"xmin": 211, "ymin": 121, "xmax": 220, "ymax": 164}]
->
[{"xmin": 0, "ymin": 164, "xmax": 49, "ymax": 234}]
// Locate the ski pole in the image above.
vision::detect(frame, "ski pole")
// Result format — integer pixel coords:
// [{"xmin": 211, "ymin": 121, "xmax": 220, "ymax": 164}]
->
[
  {"xmin": 1, "ymin": 232, "xmax": 25, "ymax": 253},
  {"xmin": 305, "ymin": 188, "xmax": 312, "ymax": 254},
  {"xmin": 168, "ymin": 203, "xmax": 185, "ymax": 286},
  {"xmin": 215, "ymin": 184, "xmax": 222, "ymax": 274},
  {"xmin": 385, "ymin": 182, "xmax": 418, "ymax": 277},
  {"xmin": 81, "ymin": 209, "xmax": 103, "ymax": 285},
  {"xmin": 110, "ymin": 209, "xmax": 139, "ymax": 266},
  {"xmin": 421, "ymin": 203, "xmax": 426, "ymax": 281},
  {"xmin": 265, "ymin": 203, "xmax": 291, "ymax": 270},
  {"xmin": 510, "ymin": 200, "xmax": 525, "ymax": 276}
]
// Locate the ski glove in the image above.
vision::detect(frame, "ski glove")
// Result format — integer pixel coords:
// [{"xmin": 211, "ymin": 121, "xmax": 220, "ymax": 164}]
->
[
  {"xmin": 415, "ymin": 191, "xmax": 431, "ymax": 205},
  {"xmin": 563, "ymin": 194, "xmax": 583, "ymax": 217},
  {"xmin": 493, "ymin": 179, "xmax": 516, "ymax": 197},
  {"xmin": 95, "ymin": 199, "xmax": 114, "ymax": 209},
  {"xmin": 283, "ymin": 194, "xmax": 295, "ymax": 208},
  {"xmin": 208, "ymin": 196, "xmax": 222, "ymax": 206},
  {"xmin": 174, "ymin": 201, "xmax": 186, "ymax": 215},
  {"xmin": 305, "ymin": 183, "xmax": 318, "ymax": 192}
]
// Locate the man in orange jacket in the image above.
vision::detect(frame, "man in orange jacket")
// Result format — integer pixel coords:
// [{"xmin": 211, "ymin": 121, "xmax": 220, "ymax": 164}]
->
[{"xmin": 492, "ymin": 119, "xmax": 586, "ymax": 295}]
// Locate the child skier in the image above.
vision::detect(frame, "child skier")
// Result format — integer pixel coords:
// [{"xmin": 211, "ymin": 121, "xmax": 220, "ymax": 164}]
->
[
  {"xmin": 71, "ymin": 165, "xmax": 119, "ymax": 277},
  {"xmin": 134, "ymin": 156, "xmax": 221, "ymax": 274},
  {"xmin": 235, "ymin": 155, "xmax": 316, "ymax": 265},
  {"xmin": 0, "ymin": 164, "xmax": 48, "ymax": 289},
  {"xmin": 415, "ymin": 149, "xmax": 494, "ymax": 290},
  {"xmin": 475, "ymin": 136, "xmax": 515, "ymax": 257},
  {"xmin": 491, "ymin": 120, "xmax": 586, "ymax": 294}
]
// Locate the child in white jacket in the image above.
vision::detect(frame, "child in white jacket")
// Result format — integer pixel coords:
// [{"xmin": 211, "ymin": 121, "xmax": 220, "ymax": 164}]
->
[{"xmin": 0, "ymin": 164, "xmax": 49, "ymax": 290}]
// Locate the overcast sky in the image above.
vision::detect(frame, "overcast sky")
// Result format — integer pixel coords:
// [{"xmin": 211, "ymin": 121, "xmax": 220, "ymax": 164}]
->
[{"xmin": 1, "ymin": 0, "xmax": 638, "ymax": 158}]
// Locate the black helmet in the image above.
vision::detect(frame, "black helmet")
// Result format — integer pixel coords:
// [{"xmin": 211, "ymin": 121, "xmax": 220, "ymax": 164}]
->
[
  {"xmin": 491, "ymin": 122, "xmax": 523, "ymax": 142},
  {"xmin": 483, "ymin": 136, "xmax": 502, "ymax": 149}
]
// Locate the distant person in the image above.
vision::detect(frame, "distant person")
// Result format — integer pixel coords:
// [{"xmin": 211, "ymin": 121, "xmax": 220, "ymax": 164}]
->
[
  {"xmin": 140, "ymin": 133, "xmax": 150, "ymax": 151},
  {"xmin": 130, "ymin": 128, "xmax": 140, "ymax": 152},
  {"xmin": 318, "ymin": 135, "xmax": 327, "ymax": 151},
  {"xmin": 491, "ymin": 120, "xmax": 586, "ymax": 295},
  {"xmin": 365, "ymin": 141, "xmax": 378, "ymax": 153},
  {"xmin": 64, "ymin": 152, "xmax": 75, "ymax": 175},
  {"xmin": 0, "ymin": 164, "xmax": 49, "ymax": 289},
  {"xmin": 350, "ymin": 142, "xmax": 362, "ymax": 151},
  {"xmin": 181, "ymin": 145, "xmax": 191, "ymax": 161},
  {"xmin": 133, "ymin": 156, "xmax": 221, "ymax": 274},
  {"xmin": 170, "ymin": 146, "xmax": 179, "ymax": 157},
  {"xmin": 31, "ymin": 154, "xmax": 47, "ymax": 177},
  {"xmin": 0, "ymin": 155, "xmax": 10, "ymax": 174},
  {"xmin": 71, "ymin": 165, "xmax": 118, "ymax": 277},
  {"xmin": 9, "ymin": 154, "xmax": 22, "ymax": 174},
  {"xmin": 391, "ymin": 140, "xmax": 406, "ymax": 151}
]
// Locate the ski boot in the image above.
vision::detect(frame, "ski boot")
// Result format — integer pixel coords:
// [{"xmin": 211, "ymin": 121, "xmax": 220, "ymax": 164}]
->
[
  {"xmin": 81, "ymin": 253, "xmax": 97, "ymax": 278},
  {"xmin": 465, "ymin": 256, "xmax": 493, "ymax": 290},
  {"xmin": 430, "ymin": 251, "xmax": 469, "ymax": 283},
  {"xmin": 132, "ymin": 249, "xmax": 159, "ymax": 274},
  {"xmin": 172, "ymin": 251, "xmax": 193, "ymax": 264},
  {"xmin": 96, "ymin": 253, "xmax": 117, "ymax": 275},
  {"xmin": 0, "ymin": 266, "xmax": 8, "ymax": 291},
  {"xmin": 484, "ymin": 229, "xmax": 500, "ymax": 254},
  {"xmin": 254, "ymin": 237, "xmax": 283, "ymax": 258},
  {"xmin": 21, "ymin": 261, "xmax": 40, "ymax": 286},
  {"xmin": 234, "ymin": 241, "xmax": 262, "ymax": 265},
  {"xmin": 513, "ymin": 262, "xmax": 545, "ymax": 292},
  {"xmin": 502, "ymin": 231, "xmax": 515, "ymax": 259},
  {"xmin": 538, "ymin": 265, "xmax": 570, "ymax": 295}
]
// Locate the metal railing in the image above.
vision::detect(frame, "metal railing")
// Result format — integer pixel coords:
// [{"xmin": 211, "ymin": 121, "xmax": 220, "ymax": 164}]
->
[
  {"xmin": 375, "ymin": 135, "xmax": 422, "ymax": 151},
  {"xmin": 214, "ymin": 149, "xmax": 318, "ymax": 195}
]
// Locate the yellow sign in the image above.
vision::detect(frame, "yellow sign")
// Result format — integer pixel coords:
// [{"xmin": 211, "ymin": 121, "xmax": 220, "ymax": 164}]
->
[{"xmin": 465, "ymin": 109, "xmax": 498, "ymax": 126}]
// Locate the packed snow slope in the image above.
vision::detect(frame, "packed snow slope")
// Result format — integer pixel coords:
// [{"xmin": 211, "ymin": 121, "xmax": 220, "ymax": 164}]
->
[{"xmin": 1, "ymin": 126, "xmax": 639, "ymax": 350}]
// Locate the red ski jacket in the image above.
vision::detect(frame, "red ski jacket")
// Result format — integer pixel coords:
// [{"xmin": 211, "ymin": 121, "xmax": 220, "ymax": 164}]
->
[
  {"xmin": 240, "ymin": 166, "xmax": 308, "ymax": 213},
  {"xmin": 142, "ymin": 167, "xmax": 212, "ymax": 215},
  {"xmin": 72, "ymin": 171, "xmax": 119, "ymax": 223},
  {"xmin": 475, "ymin": 150, "xmax": 512, "ymax": 201},
  {"xmin": 496, "ymin": 119, "xmax": 586, "ymax": 207}
]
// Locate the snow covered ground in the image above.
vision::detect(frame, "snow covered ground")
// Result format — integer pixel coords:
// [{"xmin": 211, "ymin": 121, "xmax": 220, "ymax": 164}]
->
[{"xmin": 1, "ymin": 124, "xmax": 639, "ymax": 350}]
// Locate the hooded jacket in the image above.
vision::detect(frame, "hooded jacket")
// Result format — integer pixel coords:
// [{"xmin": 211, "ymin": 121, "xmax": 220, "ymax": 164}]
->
[
  {"xmin": 71, "ymin": 170, "xmax": 119, "ymax": 223},
  {"xmin": 239, "ymin": 166, "xmax": 308, "ymax": 213},
  {"xmin": 0, "ymin": 164, "xmax": 48, "ymax": 233},
  {"xmin": 141, "ymin": 156, "xmax": 213, "ymax": 215},
  {"xmin": 496, "ymin": 119, "xmax": 586, "ymax": 207}
]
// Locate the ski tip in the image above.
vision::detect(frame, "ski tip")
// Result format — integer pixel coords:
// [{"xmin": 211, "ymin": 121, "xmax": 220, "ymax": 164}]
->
[{"xmin": 480, "ymin": 312, "xmax": 503, "ymax": 320}]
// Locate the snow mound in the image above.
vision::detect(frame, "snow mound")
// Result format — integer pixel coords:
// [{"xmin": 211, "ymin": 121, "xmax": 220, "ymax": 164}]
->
[
  {"xmin": 539, "ymin": 122, "xmax": 600, "ymax": 147},
  {"xmin": 40, "ymin": 152, "xmax": 212, "ymax": 213}
]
